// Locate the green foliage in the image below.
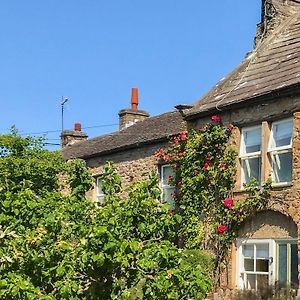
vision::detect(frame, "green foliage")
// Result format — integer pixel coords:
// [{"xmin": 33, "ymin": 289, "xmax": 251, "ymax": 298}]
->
[
  {"xmin": 155, "ymin": 118, "xmax": 271, "ymax": 286},
  {"xmin": 0, "ymin": 132, "xmax": 213, "ymax": 299}
]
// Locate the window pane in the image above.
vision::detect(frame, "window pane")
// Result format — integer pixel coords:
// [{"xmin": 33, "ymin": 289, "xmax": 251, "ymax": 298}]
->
[
  {"xmin": 162, "ymin": 166, "xmax": 174, "ymax": 185},
  {"xmin": 291, "ymin": 244, "xmax": 298, "ymax": 288},
  {"xmin": 242, "ymin": 157, "xmax": 261, "ymax": 185},
  {"xmin": 243, "ymin": 244, "xmax": 254, "ymax": 257},
  {"xmin": 96, "ymin": 177, "xmax": 103, "ymax": 195},
  {"xmin": 244, "ymin": 259, "xmax": 254, "ymax": 271},
  {"xmin": 246, "ymin": 274, "xmax": 256, "ymax": 290},
  {"xmin": 162, "ymin": 187, "xmax": 175, "ymax": 208},
  {"xmin": 272, "ymin": 121, "xmax": 293, "ymax": 148},
  {"xmin": 256, "ymin": 244, "xmax": 269, "ymax": 259},
  {"xmin": 272, "ymin": 152, "xmax": 292, "ymax": 183},
  {"xmin": 243, "ymin": 127, "xmax": 261, "ymax": 153},
  {"xmin": 256, "ymin": 259, "xmax": 269, "ymax": 272},
  {"xmin": 278, "ymin": 244, "xmax": 287, "ymax": 287},
  {"xmin": 257, "ymin": 274, "xmax": 269, "ymax": 290}
]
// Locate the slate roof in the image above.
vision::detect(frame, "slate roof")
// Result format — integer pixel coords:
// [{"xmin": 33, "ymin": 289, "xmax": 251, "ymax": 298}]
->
[
  {"xmin": 63, "ymin": 111, "xmax": 185, "ymax": 160},
  {"xmin": 185, "ymin": 12, "xmax": 300, "ymax": 119}
]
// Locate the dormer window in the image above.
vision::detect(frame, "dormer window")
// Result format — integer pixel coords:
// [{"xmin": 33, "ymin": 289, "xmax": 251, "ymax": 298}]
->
[
  {"xmin": 240, "ymin": 126, "xmax": 262, "ymax": 187},
  {"xmin": 268, "ymin": 119, "xmax": 293, "ymax": 185}
]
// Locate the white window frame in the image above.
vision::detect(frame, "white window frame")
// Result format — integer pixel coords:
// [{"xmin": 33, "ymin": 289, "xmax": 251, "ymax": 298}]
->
[
  {"xmin": 236, "ymin": 238, "xmax": 298, "ymax": 290},
  {"xmin": 268, "ymin": 118, "xmax": 293, "ymax": 186},
  {"xmin": 160, "ymin": 164, "xmax": 175, "ymax": 205},
  {"xmin": 95, "ymin": 176, "xmax": 105, "ymax": 205},
  {"xmin": 237, "ymin": 239, "xmax": 275, "ymax": 290},
  {"xmin": 240, "ymin": 125, "xmax": 262, "ymax": 188}
]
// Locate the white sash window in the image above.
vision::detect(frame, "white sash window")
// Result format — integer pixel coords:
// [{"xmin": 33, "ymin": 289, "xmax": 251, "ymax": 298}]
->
[
  {"xmin": 268, "ymin": 119, "xmax": 293, "ymax": 185},
  {"xmin": 237, "ymin": 239, "xmax": 298, "ymax": 290},
  {"xmin": 240, "ymin": 126, "xmax": 262, "ymax": 187}
]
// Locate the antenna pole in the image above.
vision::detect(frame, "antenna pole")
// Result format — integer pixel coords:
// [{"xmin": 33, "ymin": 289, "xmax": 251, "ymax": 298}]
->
[{"xmin": 61, "ymin": 96, "xmax": 68, "ymax": 132}]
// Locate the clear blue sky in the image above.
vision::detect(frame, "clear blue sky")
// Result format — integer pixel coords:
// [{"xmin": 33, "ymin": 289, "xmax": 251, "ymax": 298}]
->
[{"xmin": 0, "ymin": 1, "xmax": 261, "ymax": 148}]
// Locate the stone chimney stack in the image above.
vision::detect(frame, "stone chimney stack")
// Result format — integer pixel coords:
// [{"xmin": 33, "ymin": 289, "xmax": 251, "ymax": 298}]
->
[
  {"xmin": 118, "ymin": 88, "xmax": 149, "ymax": 130},
  {"xmin": 61, "ymin": 122, "xmax": 88, "ymax": 148},
  {"xmin": 255, "ymin": 0, "xmax": 300, "ymax": 46}
]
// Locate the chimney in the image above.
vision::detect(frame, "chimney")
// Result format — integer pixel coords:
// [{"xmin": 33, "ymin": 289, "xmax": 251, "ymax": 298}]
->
[
  {"xmin": 255, "ymin": 0, "xmax": 300, "ymax": 46},
  {"xmin": 118, "ymin": 88, "xmax": 149, "ymax": 130},
  {"xmin": 61, "ymin": 122, "xmax": 88, "ymax": 148}
]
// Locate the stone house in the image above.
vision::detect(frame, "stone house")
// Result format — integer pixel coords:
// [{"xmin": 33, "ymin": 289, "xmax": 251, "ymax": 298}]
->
[
  {"xmin": 63, "ymin": 0, "xmax": 300, "ymax": 296},
  {"xmin": 62, "ymin": 88, "xmax": 186, "ymax": 204},
  {"xmin": 182, "ymin": 0, "xmax": 300, "ymax": 296}
]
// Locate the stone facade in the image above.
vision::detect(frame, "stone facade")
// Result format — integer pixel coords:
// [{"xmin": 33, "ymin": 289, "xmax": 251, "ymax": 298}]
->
[
  {"xmin": 85, "ymin": 142, "xmax": 166, "ymax": 200},
  {"xmin": 190, "ymin": 96, "xmax": 300, "ymax": 296}
]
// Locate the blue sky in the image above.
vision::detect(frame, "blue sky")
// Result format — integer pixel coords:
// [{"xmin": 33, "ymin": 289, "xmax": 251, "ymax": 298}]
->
[{"xmin": 0, "ymin": 1, "xmax": 261, "ymax": 147}]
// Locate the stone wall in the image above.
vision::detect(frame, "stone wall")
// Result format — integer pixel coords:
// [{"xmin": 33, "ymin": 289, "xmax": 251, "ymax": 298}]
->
[
  {"xmin": 190, "ymin": 95, "xmax": 300, "ymax": 294},
  {"xmin": 85, "ymin": 142, "xmax": 167, "ymax": 200}
]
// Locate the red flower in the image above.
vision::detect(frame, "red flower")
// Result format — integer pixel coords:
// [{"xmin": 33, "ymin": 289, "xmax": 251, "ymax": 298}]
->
[
  {"xmin": 164, "ymin": 154, "xmax": 170, "ymax": 161},
  {"xmin": 216, "ymin": 225, "xmax": 227, "ymax": 234},
  {"xmin": 168, "ymin": 175, "xmax": 174, "ymax": 182},
  {"xmin": 224, "ymin": 198, "xmax": 234, "ymax": 209},
  {"xmin": 180, "ymin": 131, "xmax": 187, "ymax": 141},
  {"xmin": 203, "ymin": 161, "xmax": 209, "ymax": 170},
  {"xmin": 177, "ymin": 180, "xmax": 182, "ymax": 188},
  {"xmin": 178, "ymin": 152, "xmax": 184, "ymax": 157},
  {"xmin": 159, "ymin": 148, "xmax": 164, "ymax": 154},
  {"xmin": 211, "ymin": 115, "xmax": 221, "ymax": 122}
]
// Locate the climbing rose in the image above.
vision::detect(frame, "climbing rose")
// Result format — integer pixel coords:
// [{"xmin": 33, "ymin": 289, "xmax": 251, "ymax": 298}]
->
[
  {"xmin": 216, "ymin": 225, "xmax": 227, "ymax": 234},
  {"xmin": 180, "ymin": 131, "xmax": 187, "ymax": 141},
  {"xmin": 224, "ymin": 198, "xmax": 234, "ymax": 209},
  {"xmin": 211, "ymin": 115, "xmax": 221, "ymax": 122},
  {"xmin": 178, "ymin": 152, "xmax": 184, "ymax": 157},
  {"xmin": 177, "ymin": 180, "xmax": 182, "ymax": 188},
  {"xmin": 203, "ymin": 161, "xmax": 209, "ymax": 170}
]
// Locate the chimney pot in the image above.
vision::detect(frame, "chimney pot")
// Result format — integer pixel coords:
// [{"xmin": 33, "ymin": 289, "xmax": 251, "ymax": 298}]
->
[
  {"xmin": 74, "ymin": 122, "xmax": 81, "ymax": 131},
  {"xmin": 131, "ymin": 87, "xmax": 138, "ymax": 110}
]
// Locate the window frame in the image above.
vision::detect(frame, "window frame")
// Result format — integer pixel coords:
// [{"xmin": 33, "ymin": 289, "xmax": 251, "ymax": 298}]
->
[
  {"xmin": 240, "ymin": 125, "xmax": 262, "ymax": 188},
  {"xmin": 268, "ymin": 118, "xmax": 293, "ymax": 186},
  {"xmin": 95, "ymin": 176, "xmax": 105, "ymax": 205},
  {"xmin": 159, "ymin": 164, "xmax": 175, "ymax": 205},
  {"xmin": 236, "ymin": 238, "xmax": 298, "ymax": 290}
]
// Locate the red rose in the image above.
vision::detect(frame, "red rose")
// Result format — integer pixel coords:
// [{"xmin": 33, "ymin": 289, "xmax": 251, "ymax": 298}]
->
[
  {"xmin": 211, "ymin": 115, "xmax": 221, "ymax": 122},
  {"xmin": 168, "ymin": 175, "xmax": 174, "ymax": 182},
  {"xmin": 203, "ymin": 161, "xmax": 209, "ymax": 170},
  {"xmin": 177, "ymin": 180, "xmax": 182, "ymax": 188},
  {"xmin": 180, "ymin": 131, "xmax": 187, "ymax": 141},
  {"xmin": 216, "ymin": 224, "xmax": 227, "ymax": 234},
  {"xmin": 159, "ymin": 148, "xmax": 164, "ymax": 154},
  {"xmin": 178, "ymin": 152, "xmax": 184, "ymax": 157},
  {"xmin": 164, "ymin": 154, "xmax": 170, "ymax": 161},
  {"xmin": 224, "ymin": 198, "xmax": 234, "ymax": 209}
]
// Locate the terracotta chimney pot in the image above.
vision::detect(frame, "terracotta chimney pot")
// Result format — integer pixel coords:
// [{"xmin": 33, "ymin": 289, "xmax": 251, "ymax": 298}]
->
[
  {"xmin": 74, "ymin": 123, "xmax": 81, "ymax": 131},
  {"xmin": 131, "ymin": 87, "xmax": 138, "ymax": 110}
]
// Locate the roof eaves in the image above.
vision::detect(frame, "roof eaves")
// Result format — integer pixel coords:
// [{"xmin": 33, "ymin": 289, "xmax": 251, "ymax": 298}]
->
[{"xmin": 184, "ymin": 82, "xmax": 300, "ymax": 120}]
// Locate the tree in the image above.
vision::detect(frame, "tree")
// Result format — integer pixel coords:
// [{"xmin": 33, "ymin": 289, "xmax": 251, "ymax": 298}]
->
[{"xmin": 0, "ymin": 132, "xmax": 212, "ymax": 299}]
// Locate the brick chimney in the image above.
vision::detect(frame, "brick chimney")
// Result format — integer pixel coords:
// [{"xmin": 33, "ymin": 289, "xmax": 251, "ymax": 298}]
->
[
  {"xmin": 118, "ymin": 88, "xmax": 149, "ymax": 130},
  {"xmin": 255, "ymin": 0, "xmax": 300, "ymax": 46},
  {"xmin": 61, "ymin": 122, "xmax": 88, "ymax": 148}
]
